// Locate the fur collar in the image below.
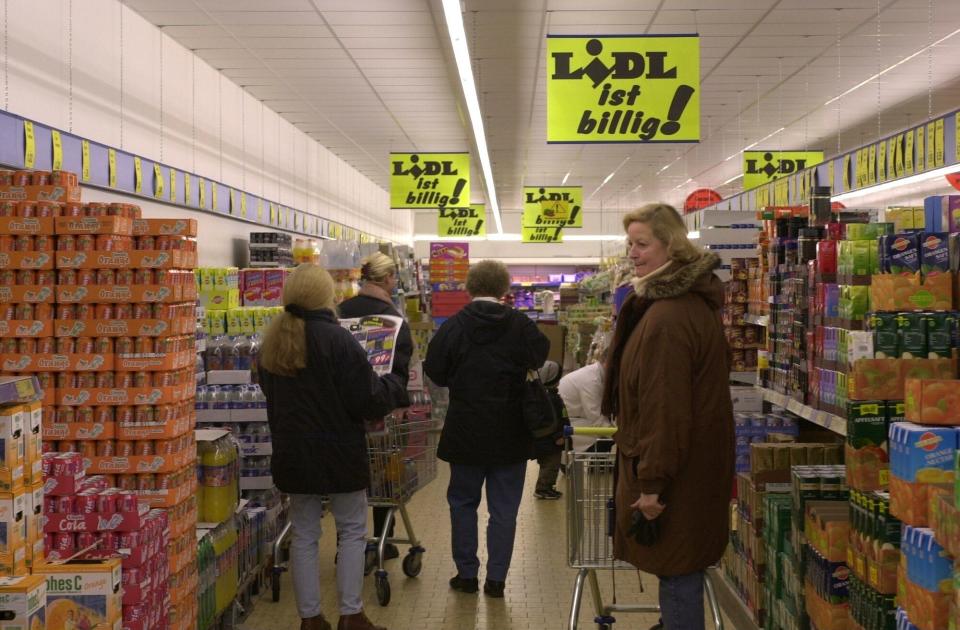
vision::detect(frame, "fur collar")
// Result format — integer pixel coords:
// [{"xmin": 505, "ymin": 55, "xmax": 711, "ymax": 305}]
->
[{"xmin": 631, "ymin": 252, "xmax": 722, "ymax": 300}]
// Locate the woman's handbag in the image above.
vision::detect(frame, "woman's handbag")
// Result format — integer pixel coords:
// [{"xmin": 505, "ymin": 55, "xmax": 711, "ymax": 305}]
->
[{"xmin": 521, "ymin": 369, "xmax": 560, "ymax": 439}]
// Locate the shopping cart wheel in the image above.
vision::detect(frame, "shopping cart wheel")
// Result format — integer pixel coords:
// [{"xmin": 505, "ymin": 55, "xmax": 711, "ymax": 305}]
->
[
  {"xmin": 595, "ymin": 614, "xmax": 615, "ymax": 628},
  {"xmin": 375, "ymin": 572, "xmax": 391, "ymax": 606},
  {"xmin": 364, "ymin": 547, "xmax": 378, "ymax": 576},
  {"xmin": 401, "ymin": 551, "xmax": 422, "ymax": 578}
]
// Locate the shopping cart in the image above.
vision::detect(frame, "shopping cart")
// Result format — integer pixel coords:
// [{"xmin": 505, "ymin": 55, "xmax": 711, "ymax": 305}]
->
[
  {"xmin": 364, "ymin": 403, "xmax": 440, "ymax": 606},
  {"xmin": 566, "ymin": 426, "xmax": 724, "ymax": 630}
]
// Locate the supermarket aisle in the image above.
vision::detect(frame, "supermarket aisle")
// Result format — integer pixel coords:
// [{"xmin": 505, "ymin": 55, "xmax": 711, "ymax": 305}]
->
[{"xmin": 242, "ymin": 463, "xmax": 725, "ymax": 630}]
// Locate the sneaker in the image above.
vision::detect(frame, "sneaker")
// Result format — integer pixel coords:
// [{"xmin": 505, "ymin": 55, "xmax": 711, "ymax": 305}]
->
[
  {"xmin": 483, "ymin": 579, "xmax": 505, "ymax": 598},
  {"xmin": 449, "ymin": 575, "xmax": 479, "ymax": 593},
  {"xmin": 534, "ymin": 488, "xmax": 562, "ymax": 500}
]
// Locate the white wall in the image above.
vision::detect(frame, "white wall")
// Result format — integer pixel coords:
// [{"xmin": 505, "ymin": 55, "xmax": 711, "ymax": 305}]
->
[{"xmin": 2, "ymin": 0, "xmax": 411, "ymax": 264}]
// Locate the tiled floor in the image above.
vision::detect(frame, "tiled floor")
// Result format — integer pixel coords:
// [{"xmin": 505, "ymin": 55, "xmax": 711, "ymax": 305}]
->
[{"xmin": 241, "ymin": 463, "xmax": 728, "ymax": 629}]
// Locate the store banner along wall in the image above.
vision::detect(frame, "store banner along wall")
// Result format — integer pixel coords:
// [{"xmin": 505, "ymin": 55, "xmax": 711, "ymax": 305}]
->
[
  {"xmin": 743, "ymin": 150, "xmax": 824, "ymax": 190},
  {"xmin": 522, "ymin": 186, "xmax": 583, "ymax": 228},
  {"xmin": 546, "ymin": 35, "xmax": 700, "ymax": 143},
  {"xmin": 438, "ymin": 204, "xmax": 486, "ymax": 237},
  {"xmin": 390, "ymin": 152, "xmax": 470, "ymax": 209}
]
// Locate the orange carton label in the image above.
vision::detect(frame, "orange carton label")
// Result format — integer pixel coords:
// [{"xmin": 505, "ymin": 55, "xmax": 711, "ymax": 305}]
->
[
  {"xmin": 83, "ymin": 449, "xmax": 193, "ymax": 474},
  {"xmin": 42, "ymin": 420, "xmax": 115, "ymax": 441},
  {"xmin": 0, "ymin": 320, "xmax": 53, "ymax": 338},
  {"xmin": 0, "ymin": 353, "xmax": 112, "ymax": 372},
  {"xmin": 54, "ymin": 215, "xmax": 132, "ymax": 235},
  {"xmin": 55, "ymin": 317, "xmax": 193, "ymax": 338},
  {"xmin": 132, "ymin": 218, "xmax": 198, "ymax": 237},
  {"xmin": 55, "ymin": 249, "xmax": 194, "ymax": 270},
  {"xmin": 56, "ymin": 284, "xmax": 183, "ymax": 304},
  {"xmin": 0, "ymin": 185, "xmax": 81, "ymax": 202},
  {"xmin": 57, "ymin": 384, "xmax": 194, "ymax": 406},
  {"xmin": 114, "ymin": 350, "xmax": 195, "ymax": 372},
  {"xmin": 0, "ymin": 285, "xmax": 54, "ymax": 303},
  {"xmin": 0, "ymin": 216, "xmax": 54, "ymax": 235},
  {"xmin": 0, "ymin": 251, "xmax": 53, "ymax": 270},
  {"xmin": 117, "ymin": 414, "xmax": 193, "ymax": 441},
  {"xmin": 134, "ymin": 476, "xmax": 196, "ymax": 508}
]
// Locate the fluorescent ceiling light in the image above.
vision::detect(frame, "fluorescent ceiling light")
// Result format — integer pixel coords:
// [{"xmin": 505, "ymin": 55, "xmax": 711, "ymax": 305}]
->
[
  {"xmin": 657, "ymin": 157, "xmax": 681, "ymax": 174},
  {"xmin": 561, "ymin": 171, "xmax": 571, "ymax": 185},
  {"xmin": 723, "ymin": 173, "xmax": 744, "ymax": 185},
  {"xmin": 724, "ymin": 127, "xmax": 787, "ymax": 161},
  {"xmin": 441, "ymin": 0, "xmax": 502, "ymax": 233},
  {"xmin": 824, "ymin": 27, "xmax": 960, "ymax": 106},
  {"xmin": 587, "ymin": 156, "xmax": 631, "ymax": 199},
  {"xmin": 687, "ymin": 230, "xmax": 700, "ymax": 239},
  {"xmin": 832, "ymin": 164, "xmax": 960, "ymax": 202}
]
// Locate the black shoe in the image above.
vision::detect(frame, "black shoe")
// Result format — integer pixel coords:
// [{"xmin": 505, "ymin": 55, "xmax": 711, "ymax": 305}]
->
[
  {"xmin": 648, "ymin": 621, "xmax": 663, "ymax": 630},
  {"xmin": 384, "ymin": 544, "xmax": 399, "ymax": 561},
  {"xmin": 534, "ymin": 488, "xmax": 562, "ymax": 500},
  {"xmin": 483, "ymin": 579, "xmax": 505, "ymax": 598},
  {"xmin": 449, "ymin": 575, "xmax": 479, "ymax": 593}
]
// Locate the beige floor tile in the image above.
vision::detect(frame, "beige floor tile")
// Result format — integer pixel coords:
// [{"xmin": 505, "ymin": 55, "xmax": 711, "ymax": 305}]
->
[{"xmin": 241, "ymin": 463, "xmax": 728, "ymax": 630}]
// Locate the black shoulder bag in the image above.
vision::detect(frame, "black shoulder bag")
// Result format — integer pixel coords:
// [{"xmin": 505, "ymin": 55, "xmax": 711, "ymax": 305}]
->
[{"xmin": 521, "ymin": 369, "xmax": 560, "ymax": 439}]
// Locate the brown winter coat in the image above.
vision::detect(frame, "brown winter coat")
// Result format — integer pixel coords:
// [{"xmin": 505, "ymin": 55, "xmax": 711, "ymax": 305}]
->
[{"xmin": 612, "ymin": 252, "xmax": 734, "ymax": 577}]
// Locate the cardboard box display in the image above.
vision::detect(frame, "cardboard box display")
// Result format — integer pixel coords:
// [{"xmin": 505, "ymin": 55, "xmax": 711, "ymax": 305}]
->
[
  {"xmin": 0, "ymin": 285, "xmax": 53, "ymax": 304},
  {"xmin": 54, "ymin": 249, "xmax": 195, "ymax": 270},
  {"xmin": 0, "ymin": 406, "xmax": 24, "ymax": 493},
  {"xmin": 0, "ymin": 574, "xmax": 47, "ymax": 630},
  {"xmin": 0, "ymin": 490, "xmax": 26, "ymax": 555},
  {"xmin": 113, "ymin": 350, "xmax": 195, "ymax": 372},
  {"xmin": 22, "ymin": 402, "xmax": 41, "ymax": 486},
  {"xmin": 0, "ymin": 320, "xmax": 54, "ymax": 338},
  {"xmin": 41, "ymin": 421, "xmax": 114, "ymax": 442},
  {"xmin": 0, "ymin": 215, "xmax": 55, "ymax": 235},
  {"xmin": 54, "ymin": 318, "xmax": 194, "ymax": 338},
  {"xmin": 0, "ymin": 354, "xmax": 112, "ymax": 373},
  {"xmin": 35, "ymin": 558, "xmax": 122, "ymax": 626},
  {"xmin": 82, "ymin": 448, "xmax": 195, "ymax": 475},
  {"xmin": 199, "ymin": 288, "xmax": 240, "ymax": 311},
  {"xmin": 870, "ymin": 272, "xmax": 953, "ymax": 312},
  {"xmin": 55, "ymin": 383, "xmax": 195, "ymax": 407},
  {"xmin": 54, "ymin": 216, "xmax": 132, "ymax": 235},
  {"xmin": 55, "ymin": 284, "xmax": 191, "ymax": 304},
  {"xmin": 133, "ymin": 475, "xmax": 196, "ymax": 508},
  {"xmin": 42, "ymin": 506, "xmax": 149, "ymax": 534},
  {"xmin": 0, "ymin": 251, "xmax": 53, "ymax": 270},
  {"xmin": 132, "ymin": 218, "xmax": 198, "ymax": 237},
  {"xmin": 0, "ymin": 184, "xmax": 81, "ymax": 203},
  {"xmin": 904, "ymin": 378, "xmax": 960, "ymax": 425},
  {"xmin": 116, "ymin": 414, "xmax": 194, "ymax": 441}
]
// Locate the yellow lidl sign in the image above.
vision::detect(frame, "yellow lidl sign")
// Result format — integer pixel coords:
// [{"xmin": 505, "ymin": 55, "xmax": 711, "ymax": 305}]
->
[
  {"xmin": 390, "ymin": 152, "xmax": 470, "ymax": 209},
  {"xmin": 743, "ymin": 150, "xmax": 823, "ymax": 190},
  {"xmin": 546, "ymin": 35, "xmax": 700, "ymax": 143},
  {"xmin": 522, "ymin": 187, "xmax": 583, "ymax": 228},
  {"xmin": 522, "ymin": 226, "xmax": 565, "ymax": 243},
  {"xmin": 438, "ymin": 204, "xmax": 486, "ymax": 237}
]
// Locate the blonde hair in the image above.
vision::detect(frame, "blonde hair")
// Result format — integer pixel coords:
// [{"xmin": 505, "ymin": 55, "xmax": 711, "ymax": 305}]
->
[
  {"xmin": 466, "ymin": 260, "xmax": 510, "ymax": 298},
  {"xmin": 259, "ymin": 264, "xmax": 336, "ymax": 377},
  {"xmin": 622, "ymin": 203, "xmax": 702, "ymax": 264},
  {"xmin": 361, "ymin": 252, "xmax": 397, "ymax": 283}
]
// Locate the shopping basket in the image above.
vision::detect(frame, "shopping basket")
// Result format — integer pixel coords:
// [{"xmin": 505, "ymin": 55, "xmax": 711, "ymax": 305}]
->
[
  {"xmin": 364, "ymin": 403, "xmax": 440, "ymax": 606},
  {"xmin": 565, "ymin": 426, "xmax": 724, "ymax": 630}
]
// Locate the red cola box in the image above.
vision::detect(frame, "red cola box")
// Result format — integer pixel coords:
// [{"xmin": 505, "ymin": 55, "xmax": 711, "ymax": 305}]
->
[{"xmin": 43, "ymin": 502, "xmax": 150, "ymax": 533}]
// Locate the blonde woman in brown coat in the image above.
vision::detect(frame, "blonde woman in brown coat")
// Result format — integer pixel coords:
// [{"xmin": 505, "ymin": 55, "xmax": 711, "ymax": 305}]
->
[{"xmin": 602, "ymin": 203, "xmax": 734, "ymax": 630}]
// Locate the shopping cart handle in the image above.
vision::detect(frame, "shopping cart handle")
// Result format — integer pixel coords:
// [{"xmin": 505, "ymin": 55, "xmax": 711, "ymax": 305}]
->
[{"xmin": 564, "ymin": 426, "xmax": 617, "ymax": 437}]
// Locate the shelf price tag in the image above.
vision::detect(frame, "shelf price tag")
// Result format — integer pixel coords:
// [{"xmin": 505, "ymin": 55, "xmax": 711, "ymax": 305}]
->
[
  {"xmin": 153, "ymin": 163, "xmax": 164, "ymax": 198},
  {"xmin": 81, "ymin": 140, "xmax": 91, "ymax": 182},
  {"xmin": 170, "ymin": 170, "xmax": 177, "ymax": 203},
  {"xmin": 212, "ymin": 183, "xmax": 218, "ymax": 211},
  {"xmin": 877, "ymin": 141, "xmax": 886, "ymax": 183},
  {"xmin": 269, "ymin": 204, "xmax": 276, "ymax": 224},
  {"xmin": 257, "ymin": 199, "xmax": 263, "ymax": 221},
  {"xmin": 926, "ymin": 122, "xmax": 936, "ymax": 171},
  {"xmin": 184, "ymin": 173, "xmax": 192, "ymax": 205},
  {"xmin": 229, "ymin": 189, "xmax": 236, "ymax": 215},
  {"xmin": 23, "ymin": 121, "xmax": 35, "ymax": 168},
  {"xmin": 134, "ymin": 157, "xmax": 142, "ymax": 194},
  {"xmin": 905, "ymin": 131, "xmax": 914, "ymax": 175},
  {"xmin": 241, "ymin": 194, "xmax": 247, "ymax": 218},
  {"xmin": 108, "ymin": 149, "xmax": 117, "ymax": 188},
  {"xmin": 915, "ymin": 127, "xmax": 925, "ymax": 173},
  {"xmin": 198, "ymin": 178, "xmax": 206, "ymax": 208},
  {"xmin": 51, "ymin": 130, "xmax": 63, "ymax": 171},
  {"xmin": 935, "ymin": 118, "xmax": 945, "ymax": 167}
]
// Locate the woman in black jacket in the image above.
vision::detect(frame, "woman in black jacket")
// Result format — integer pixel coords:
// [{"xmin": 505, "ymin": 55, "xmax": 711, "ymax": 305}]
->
[
  {"xmin": 424, "ymin": 260, "xmax": 550, "ymax": 599},
  {"xmin": 339, "ymin": 252, "xmax": 413, "ymax": 565},
  {"xmin": 258, "ymin": 264, "xmax": 405, "ymax": 630}
]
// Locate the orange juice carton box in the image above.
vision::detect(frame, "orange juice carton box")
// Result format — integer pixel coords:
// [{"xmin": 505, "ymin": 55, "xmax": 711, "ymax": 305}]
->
[
  {"xmin": 23, "ymin": 484, "xmax": 42, "ymax": 569},
  {"xmin": 21, "ymin": 402, "xmax": 40, "ymax": 486},
  {"xmin": 0, "ymin": 405, "xmax": 24, "ymax": 492},
  {"xmin": 0, "ymin": 490, "xmax": 26, "ymax": 556},
  {"xmin": 889, "ymin": 423, "xmax": 959, "ymax": 526},
  {"xmin": 0, "ymin": 574, "xmax": 47, "ymax": 630},
  {"xmin": 35, "ymin": 558, "xmax": 122, "ymax": 625},
  {"xmin": 906, "ymin": 378, "xmax": 960, "ymax": 425}
]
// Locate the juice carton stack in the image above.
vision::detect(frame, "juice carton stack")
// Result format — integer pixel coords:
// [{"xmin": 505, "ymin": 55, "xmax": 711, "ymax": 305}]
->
[
  {"xmin": 847, "ymin": 491, "xmax": 900, "ymax": 629},
  {"xmin": 429, "ymin": 242, "xmax": 470, "ymax": 318},
  {"xmin": 198, "ymin": 267, "xmax": 240, "ymax": 312},
  {"xmin": 239, "ymin": 268, "xmax": 288, "ymax": 307}
]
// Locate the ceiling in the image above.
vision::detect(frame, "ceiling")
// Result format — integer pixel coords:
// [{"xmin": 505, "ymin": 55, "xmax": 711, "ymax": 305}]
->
[{"xmin": 128, "ymin": 0, "xmax": 960, "ymax": 232}]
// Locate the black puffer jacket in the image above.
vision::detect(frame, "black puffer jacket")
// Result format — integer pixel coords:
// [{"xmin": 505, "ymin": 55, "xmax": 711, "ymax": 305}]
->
[
  {"xmin": 258, "ymin": 309, "xmax": 406, "ymax": 495},
  {"xmin": 424, "ymin": 300, "xmax": 550, "ymax": 465},
  {"xmin": 338, "ymin": 294, "xmax": 413, "ymax": 408}
]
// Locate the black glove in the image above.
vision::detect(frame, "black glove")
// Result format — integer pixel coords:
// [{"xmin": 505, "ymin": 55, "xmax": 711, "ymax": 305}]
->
[{"xmin": 626, "ymin": 509, "xmax": 661, "ymax": 546}]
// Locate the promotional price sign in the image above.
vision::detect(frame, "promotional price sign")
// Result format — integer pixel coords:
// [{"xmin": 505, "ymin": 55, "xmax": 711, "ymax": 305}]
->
[
  {"xmin": 438, "ymin": 204, "xmax": 486, "ymax": 237},
  {"xmin": 742, "ymin": 150, "xmax": 823, "ymax": 190},
  {"xmin": 546, "ymin": 35, "xmax": 700, "ymax": 143},
  {"xmin": 522, "ymin": 186, "xmax": 583, "ymax": 228},
  {"xmin": 522, "ymin": 226, "xmax": 565, "ymax": 243},
  {"xmin": 390, "ymin": 152, "xmax": 470, "ymax": 209}
]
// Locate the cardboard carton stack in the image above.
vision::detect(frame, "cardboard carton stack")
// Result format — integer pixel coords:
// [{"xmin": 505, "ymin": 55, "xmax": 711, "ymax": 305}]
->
[{"xmin": 429, "ymin": 242, "xmax": 470, "ymax": 318}]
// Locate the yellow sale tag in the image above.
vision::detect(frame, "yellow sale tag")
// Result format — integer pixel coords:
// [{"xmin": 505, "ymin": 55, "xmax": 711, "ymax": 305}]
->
[
  {"xmin": 915, "ymin": 127, "xmax": 925, "ymax": 173},
  {"xmin": 390, "ymin": 152, "xmax": 470, "ymax": 209},
  {"xmin": 153, "ymin": 163, "xmax": 164, "ymax": 198},
  {"xmin": 438, "ymin": 204, "xmax": 486, "ymax": 237},
  {"xmin": 879, "ymin": 468, "xmax": 889, "ymax": 486},
  {"xmin": 546, "ymin": 35, "xmax": 700, "ymax": 143},
  {"xmin": 523, "ymin": 186, "xmax": 583, "ymax": 227},
  {"xmin": 522, "ymin": 225, "xmax": 564, "ymax": 243},
  {"xmin": 828, "ymin": 160, "xmax": 834, "ymax": 190},
  {"xmin": 926, "ymin": 122, "xmax": 936, "ymax": 170},
  {"xmin": 51, "ymin": 129, "xmax": 63, "ymax": 171},
  {"xmin": 81, "ymin": 140, "xmax": 91, "ymax": 182},
  {"xmin": 241, "ymin": 194, "xmax": 247, "ymax": 218},
  {"xmin": 257, "ymin": 199, "xmax": 263, "ymax": 221},
  {"xmin": 184, "ymin": 173, "xmax": 191, "ymax": 204},
  {"xmin": 843, "ymin": 154, "xmax": 851, "ymax": 191},
  {"xmin": 212, "ymin": 183, "xmax": 218, "ymax": 211},
  {"xmin": 169, "ymin": 170, "xmax": 177, "ymax": 202},
  {"xmin": 133, "ymin": 157, "xmax": 142, "ymax": 194},
  {"xmin": 269, "ymin": 204, "xmax": 276, "ymax": 223},
  {"xmin": 877, "ymin": 141, "xmax": 886, "ymax": 183},
  {"xmin": 23, "ymin": 121, "xmax": 35, "ymax": 168},
  {"xmin": 108, "ymin": 149, "xmax": 117, "ymax": 188},
  {"xmin": 935, "ymin": 118, "xmax": 945, "ymax": 167},
  {"xmin": 198, "ymin": 178, "xmax": 206, "ymax": 208},
  {"xmin": 229, "ymin": 189, "xmax": 236, "ymax": 215}
]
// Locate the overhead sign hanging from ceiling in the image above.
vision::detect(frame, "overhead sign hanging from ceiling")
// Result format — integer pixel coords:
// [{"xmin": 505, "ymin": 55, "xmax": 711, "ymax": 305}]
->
[
  {"xmin": 390, "ymin": 152, "xmax": 470, "ymax": 209},
  {"xmin": 546, "ymin": 35, "xmax": 700, "ymax": 143},
  {"xmin": 522, "ymin": 186, "xmax": 584, "ymax": 228},
  {"xmin": 522, "ymin": 226, "xmax": 565, "ymax": 243},
  {"xmin": 438, "ymin": 204, "xmax": 487, "ymax": 237},
  {"xmin": 742, "ymin": 150, "xmax": 824, "ymax": 190}
]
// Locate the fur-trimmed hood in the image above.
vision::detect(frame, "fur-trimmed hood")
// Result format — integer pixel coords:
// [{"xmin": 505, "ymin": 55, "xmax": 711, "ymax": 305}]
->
[{"xmin": 631, "ymin": 252, "xmax": 723, "ymax": 307}]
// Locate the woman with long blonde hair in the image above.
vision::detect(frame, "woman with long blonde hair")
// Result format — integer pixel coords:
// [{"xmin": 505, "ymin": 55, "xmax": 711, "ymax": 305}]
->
[{"xmin": 259, "ymin": 264, "xmax": 405, "ymax": 630}]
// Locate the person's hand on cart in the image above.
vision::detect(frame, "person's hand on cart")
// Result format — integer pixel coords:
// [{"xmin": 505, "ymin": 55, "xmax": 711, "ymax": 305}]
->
[{"xmin": 632, "ymin": 493, "xmax": 665, "ymax": 521}]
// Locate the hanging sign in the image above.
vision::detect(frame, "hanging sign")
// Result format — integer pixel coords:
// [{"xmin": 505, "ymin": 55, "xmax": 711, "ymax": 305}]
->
[
  {"xmin": 108, "ymin": 149, "xmax": 117, "ymax": 188},
  {"xmin": 81, "ymin": 140, "xmax": 90, "ymax": 182},
  {"xmin": 153, "ymin": 163, "xmax": 164, "ymax": 198},
  {"xmin": 522, "ymin": 226, "xmax": 564, "ymax": 243},
  {"xmin": 169, "ymin": 170, "xmax": 177, "ymax": 202},
  {"xmin": 522, "ymin": 186, "xmax": 583, "ymax": 228},
  {"xmin": 184, "ymin": 173, "xmax": 192, "ymax": 204},
  {"xmin": 546, "ymin": 35, "xmax": 700, "ymax": 143},
  {"xmin": 22, "ymin": 121, "xmax": 35, "ymax": 168},
  {"xmin": 390, "ymin": 152, "xmax": 470, "ymax": 209},
  {"xmin": 742, "ymin": 151, "xmax": 823, "ymax": 190},
  {"xmin": 198, "ymin": 178, "xmax": 206, "ymax": 208},
  {"xmin": 212, "ymin": 183, "xmax": 218, "ymax": 211},
  {"xmin": 438, "ymin": 204, "xmax": 486, "ymax": 237},
  {"xmin": 51, "ymin": 130, "xmax": 63, "ymax": 171},
  {"xmin": 133, "ymin": 157, "xmax": 142, "ymax": 194},
  {"xmin": 683, "ymin": 188, "xmax": 722, "ymax": 213}
]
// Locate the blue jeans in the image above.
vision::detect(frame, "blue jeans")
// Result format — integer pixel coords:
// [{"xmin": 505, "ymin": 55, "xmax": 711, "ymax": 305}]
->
[
  {"xmin": 447, "ymin": 462, "xmax": 526, "ymax": 582},
  {"xmin": 659, "ymin": 571, "xmax": 705, "ymax": 630}
]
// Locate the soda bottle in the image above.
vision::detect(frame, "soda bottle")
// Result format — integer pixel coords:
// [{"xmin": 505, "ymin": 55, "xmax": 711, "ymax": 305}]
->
[{"xmin": 200, "ymin": 437, "xmax": 238, "ymax": 524}]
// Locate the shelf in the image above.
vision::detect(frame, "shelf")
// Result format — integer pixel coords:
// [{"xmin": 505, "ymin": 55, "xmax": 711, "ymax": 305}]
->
[
  {"xmin": 248, "ymin": 262, "xmax": 283, "ymax": 268},
  {"xmin": 706, "ymin": 568, "xmax": 762, "ymax": 630},
  {"xmin": 757, "ymin": 387, "xmax": 846, "ymax": 436},
  {"xmin": 743, "ymin": 314, "xmax": 768, "ymax": 327},
  {"xmin": 730, "ymin": 372, "xmax": 758, "ymax": 385}
]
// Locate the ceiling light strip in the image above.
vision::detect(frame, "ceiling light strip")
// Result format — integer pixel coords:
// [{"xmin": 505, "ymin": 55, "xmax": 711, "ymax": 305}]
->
[
  {"xmin": 832, "ymin": 164, "xmax": 960, "ymax": 202},
  {"xmin": 441, "ymin": 0, "xmax": 503, "ymax": 234}
]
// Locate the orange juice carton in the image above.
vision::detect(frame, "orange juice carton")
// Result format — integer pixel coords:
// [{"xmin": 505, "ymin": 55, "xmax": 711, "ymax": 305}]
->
[
  {"xmin": 35, "ymin": 558, "xmax": 122, "ymax": 626},
  {"xmin": 889, "ymin": 233, "xmax": 921, "ymax": 275},
  {"xmin": 0, "ymin": 574, "xmax": 47, "ymax": 630},
  {"xmin": 263, "ymin": 269, "xmax": 285, "ymax": 304},
  {"xmin": 21, "ymin": 402, "xmax": 40, "ymax": 486},
  {"xmin": 889, "ymin": 423, "xmax": 959, "ymax": 526},
  {"xmin": 845, "ymin": 401, "xmax": 889, "ymax": 491},
  {"xmin": 922, "ymin": 233, "xmax": 951, "ymax": 277},
  {"xmin": 849, "ymin": 359, "xmax": 901, "ymax": 401},
  {"xmin": 240, "ymin": 269, "xmax": 263, "ymax": 305},
  {"xmin": 905, "ymin": 378, "xmax": 960, "ymax": 425},
  {"xmin": 0, "ymin": 405, "xmax": 24, "ymax": 492}
]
